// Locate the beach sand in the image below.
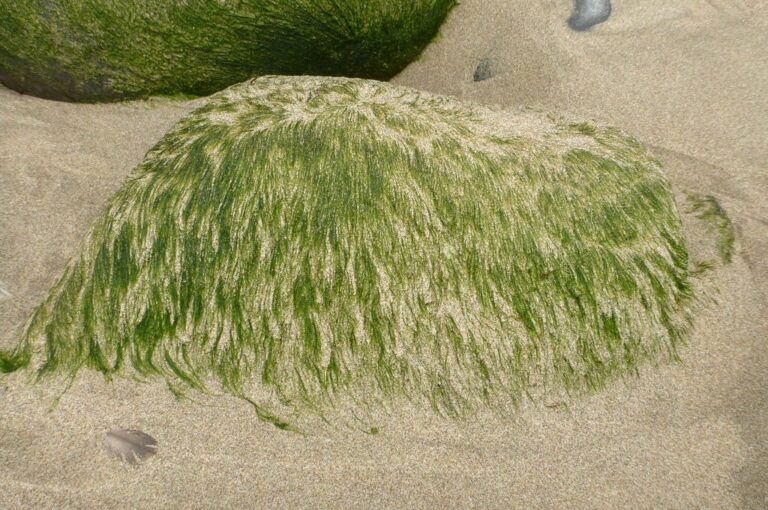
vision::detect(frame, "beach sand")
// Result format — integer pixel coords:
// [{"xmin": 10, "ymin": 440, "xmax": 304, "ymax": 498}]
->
[{"xmin": 1, "ymin": 0, "xmax": 766, "ymax": 507}]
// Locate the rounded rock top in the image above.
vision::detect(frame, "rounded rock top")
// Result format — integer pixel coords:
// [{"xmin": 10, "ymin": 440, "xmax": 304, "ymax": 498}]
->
[{"xmin": 3, "ymin": 76, "xmax": 694, "ymax": 427}]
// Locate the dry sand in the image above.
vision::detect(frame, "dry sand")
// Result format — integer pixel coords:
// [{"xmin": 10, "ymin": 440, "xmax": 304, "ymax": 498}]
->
[{"xmin": 1, "ymin": 0, "xmax": 766, "ymax": 508}]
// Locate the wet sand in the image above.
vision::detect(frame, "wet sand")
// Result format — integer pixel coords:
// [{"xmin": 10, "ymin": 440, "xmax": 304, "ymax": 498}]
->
[{"xmin": 1, "ymin": 1, "xmax": 766, "ymax": 507}]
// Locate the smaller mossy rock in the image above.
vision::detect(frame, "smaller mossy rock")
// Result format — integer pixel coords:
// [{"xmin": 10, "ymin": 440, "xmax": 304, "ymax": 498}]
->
[
  {"xmin": 0, "ymin": 0, "xmax": 456, "ymax": 102},
  {"xmin": 1, "ymin": 76, "xmax": 695, "ymax": 427}
]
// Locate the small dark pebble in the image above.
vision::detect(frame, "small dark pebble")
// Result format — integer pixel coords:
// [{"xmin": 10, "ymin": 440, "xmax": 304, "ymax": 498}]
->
[{"xmin": 473, "ymin": 57, "xmax": 498, "ymax": 82}]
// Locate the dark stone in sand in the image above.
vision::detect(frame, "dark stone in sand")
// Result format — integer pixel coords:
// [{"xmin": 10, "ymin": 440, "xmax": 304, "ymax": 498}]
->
[
  {"xmin": 568, "ymin": 0, "xmax": 612, "ymax": 31},
  {"xmin": 473, "ymin": 57, "xmax": 499, "ymax": 82}
]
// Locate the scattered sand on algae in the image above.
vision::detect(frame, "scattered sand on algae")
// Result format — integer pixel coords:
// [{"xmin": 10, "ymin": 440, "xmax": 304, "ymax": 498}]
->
[{"xmin": 1, "ymin": 76, "xmax": 702, "ymax": 430}]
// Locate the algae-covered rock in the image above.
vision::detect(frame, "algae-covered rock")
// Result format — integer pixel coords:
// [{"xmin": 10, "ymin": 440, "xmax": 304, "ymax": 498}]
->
[
  {"xmin": 0, "ymin": 0, "xmax": 456, "ymax": 102},
  {"xmin": 1, "ymin": 76, "xmax": 695, "ymax": 426}
]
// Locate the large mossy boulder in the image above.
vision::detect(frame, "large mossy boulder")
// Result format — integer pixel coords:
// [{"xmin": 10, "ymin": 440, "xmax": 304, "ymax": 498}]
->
[
  {"xmin": 1, "ymin": 76, "xmax": 694, "ymax": 427},
  {"xmin": 0, "ymin": 0, "xmax": 456, "ymax": 102}
]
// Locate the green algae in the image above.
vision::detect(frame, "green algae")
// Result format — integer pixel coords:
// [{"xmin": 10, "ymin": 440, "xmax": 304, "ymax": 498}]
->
[
  {"xmin": 1, "ymin": 76, "xmax": 698, "ymax": 428},
  {"xmin": 0, "ymin": 0, "xmax": 456, "ymax": 102},
  {"xmin": 685, "ymin": 193, "xmax": 735, "ymax": 265}
]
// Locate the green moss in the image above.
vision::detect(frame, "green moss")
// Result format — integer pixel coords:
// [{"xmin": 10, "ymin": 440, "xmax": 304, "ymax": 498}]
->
[
  {"xmin": 0, "ymin": 0, "xmax": 457, "ymax": 102},
  {"xmin": 568, "ymin": 122, "xmax": 597, "ymax": 136},
  {"xmin": 686, "ymin": 193, "xmax": 735, "ymax": 264},
  {"xmin": 2, "ymin": 76, "xmax": 697, "ymax": 427},
  {"xmin": 0, "ymin": 349, "xmax": 29, "ymax": 374}
]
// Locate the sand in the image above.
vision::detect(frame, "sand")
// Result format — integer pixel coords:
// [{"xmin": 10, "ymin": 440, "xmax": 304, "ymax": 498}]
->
[{"xmin": 1, "ymin": 0, "xmax": 766, "ymax": 508}]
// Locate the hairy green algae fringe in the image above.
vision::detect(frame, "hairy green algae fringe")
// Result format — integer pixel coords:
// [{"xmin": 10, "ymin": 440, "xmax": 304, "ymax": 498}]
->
[
  {"xmin": 685, "ymin": 193, "xmax": 735, "ymax": 265},
  {"xmin": 1, "ymin": 76, "xmax": 696, "ymax": 428},
  {"xmin": 0, "ymin": 0, "xmax": 456, "ymax": 102}
]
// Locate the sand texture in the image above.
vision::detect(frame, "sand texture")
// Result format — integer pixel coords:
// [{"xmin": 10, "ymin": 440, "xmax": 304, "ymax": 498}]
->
[{"xmin": 1, "ymin": 0, "xmax": 766, "ymax": 508}]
